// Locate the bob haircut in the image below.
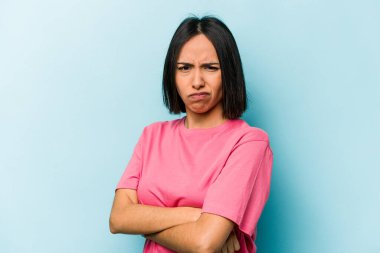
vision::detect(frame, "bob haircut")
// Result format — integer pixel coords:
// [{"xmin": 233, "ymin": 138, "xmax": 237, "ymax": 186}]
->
[{"xmin": 162, "ymin": 15, "xmax": 247, "ymax": 119}]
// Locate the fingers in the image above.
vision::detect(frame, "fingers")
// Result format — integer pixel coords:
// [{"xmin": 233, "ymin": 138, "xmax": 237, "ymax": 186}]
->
[
  {"xmin": 221, "ymin": 239, "xmax": 234, "ymax": 253},
  {"xmin": 232, "ymin": 230, "xmax": 240, "ymax": 251},
  {"xmin": 220, "ymin": 230, "xmax": 239, "ymax": 253}
]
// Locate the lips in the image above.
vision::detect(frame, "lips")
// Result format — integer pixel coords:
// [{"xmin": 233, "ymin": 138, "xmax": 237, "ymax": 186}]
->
[{"xmin": 189, "ymin": 92, "xmax": 209, "ymax": 100}]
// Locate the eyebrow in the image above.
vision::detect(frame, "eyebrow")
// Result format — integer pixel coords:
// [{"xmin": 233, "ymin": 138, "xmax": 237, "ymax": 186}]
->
[{"xmin": 176, "ymin": 62, "xmax": 220, "ymax": 66}]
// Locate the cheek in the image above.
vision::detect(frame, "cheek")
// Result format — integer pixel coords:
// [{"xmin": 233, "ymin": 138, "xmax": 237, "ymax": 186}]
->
[
  {"xmin": 213, "ymin": 78, "xmax": 223, "ymax": 98},
  {"xmin": 175, "ymin": 76, "xmax": 188, "ymax": 95}
]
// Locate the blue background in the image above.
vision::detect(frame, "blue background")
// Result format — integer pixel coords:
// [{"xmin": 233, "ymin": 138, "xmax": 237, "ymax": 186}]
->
[{"xmin": 1, "ymin": 0, "xmax": 379, "ymax": 252}]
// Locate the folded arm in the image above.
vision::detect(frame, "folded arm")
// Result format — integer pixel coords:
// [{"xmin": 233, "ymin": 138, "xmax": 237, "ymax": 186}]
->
[
  {"xmin": 109, "ymin": 188, "xmax": 201, "ymax": 234},
  {"xmin": 145, "ymin": 212, "xmax": 236, "ymax": 253},
  {"xmin": 110, "ymin": 188, "xmax": 236, "ymax": 252}
]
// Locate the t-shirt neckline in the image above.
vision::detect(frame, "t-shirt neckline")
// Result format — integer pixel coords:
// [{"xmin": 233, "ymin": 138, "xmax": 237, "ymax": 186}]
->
[{"xmin": 179, "ymin": 116, "xmax": 233, "ymax": 134}]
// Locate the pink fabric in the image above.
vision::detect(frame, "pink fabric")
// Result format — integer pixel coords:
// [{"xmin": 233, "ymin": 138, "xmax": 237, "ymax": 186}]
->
[{"xmin": 116, "ymin": 116, "xmax": 273, "ymax": 253}]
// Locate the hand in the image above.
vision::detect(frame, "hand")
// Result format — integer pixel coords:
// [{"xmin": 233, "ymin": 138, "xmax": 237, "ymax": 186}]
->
[{"xmin": 218, "ymin": 229, "xmax": 240, "ymax": 253}]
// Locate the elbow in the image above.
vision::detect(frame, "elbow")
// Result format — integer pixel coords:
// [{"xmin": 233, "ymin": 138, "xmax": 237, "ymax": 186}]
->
[
  {"xmin": 109, "ymin": 214, "xmax": 121, "ymax": 234},
  {"xmin": 109, "ymin": 223, "xmax": 118, "ymax": 234},
  {"xmin": 109, "ymin": 218, "xmax": 117, "ymax": 234},
  {"xmin": 109, "ymin": 205, "xmax": 136, "ymax": 234}
]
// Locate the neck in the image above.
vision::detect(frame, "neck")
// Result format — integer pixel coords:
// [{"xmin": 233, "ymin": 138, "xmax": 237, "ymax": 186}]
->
[{"xmin": 184, "ymin": 105, "xmax": 226, "ymax": 129}]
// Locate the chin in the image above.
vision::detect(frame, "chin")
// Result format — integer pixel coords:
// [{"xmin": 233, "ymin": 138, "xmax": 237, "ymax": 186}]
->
[
  {"xmin": 187, "ymin": 104, "xmax": 220, "ymax": 115},
  {"xmin": 189, "ymin": 108, "xmax": 212, "ymax": 114}
]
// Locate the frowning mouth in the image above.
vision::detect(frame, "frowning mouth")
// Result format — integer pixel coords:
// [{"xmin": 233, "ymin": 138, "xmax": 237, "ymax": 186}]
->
[{"xmin": 189, "ymin": 92, "xmax": 209, "ymax": 100}]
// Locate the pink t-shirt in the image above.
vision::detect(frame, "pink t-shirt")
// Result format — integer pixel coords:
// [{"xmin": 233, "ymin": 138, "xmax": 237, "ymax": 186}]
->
[{"xmin": 116, "ymin": 116, "xmax": 273, "ymax": 253}]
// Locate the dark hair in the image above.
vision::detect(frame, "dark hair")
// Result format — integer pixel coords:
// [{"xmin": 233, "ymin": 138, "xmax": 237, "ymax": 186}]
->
[{"xmin": 162, "ymin": 15, "xmax": 247, "ymax": 119}]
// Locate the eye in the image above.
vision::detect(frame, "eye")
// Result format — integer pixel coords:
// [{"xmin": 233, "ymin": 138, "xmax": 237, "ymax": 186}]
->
[
  {"xmin": 177, "ymin": 65, "xmax": 191, "ymax": 72},
  {"xmin": 204, "ymin": 65, "xmax": 220, "ymax": 71}
]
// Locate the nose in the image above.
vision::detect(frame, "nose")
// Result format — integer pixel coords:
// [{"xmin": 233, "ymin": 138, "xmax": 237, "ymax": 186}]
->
[{"xmin": 192, "ymin": 68, "xmax": 205, "ymax": 90}]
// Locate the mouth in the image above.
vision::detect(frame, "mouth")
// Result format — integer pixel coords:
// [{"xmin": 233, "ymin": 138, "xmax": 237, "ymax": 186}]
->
[{"xmin": 189, "ymin": 92, "xmax": 209, "ymax": 100}]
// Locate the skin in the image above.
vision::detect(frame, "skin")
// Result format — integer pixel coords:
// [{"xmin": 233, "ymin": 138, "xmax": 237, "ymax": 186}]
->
[
  {"xmin": 175, "ymin": 33, "xmax": 227, "ymax": 129},
  {"xmin": 110, "ymin": 34, "xmax": 240, "ymax": 253}
]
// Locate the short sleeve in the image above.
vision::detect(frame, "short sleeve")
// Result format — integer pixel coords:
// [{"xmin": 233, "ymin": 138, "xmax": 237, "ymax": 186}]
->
[
  {"xmin": 115, "ymin": 128, "xmax": 145, "ymax": 191},
  {"xmin": 201, "ymin": 139, "xmax": 273, "ymax": 237}
]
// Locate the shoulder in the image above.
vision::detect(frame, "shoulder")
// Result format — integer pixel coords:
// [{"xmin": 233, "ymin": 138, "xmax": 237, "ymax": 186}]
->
[
  {"xmin": 229, "ymin": 119, "xmax": 270, "ymax": 143},
  {"xmin": 141, "ymin": 117, "xmax": 183, "ymax": 135},
  {"xmin": 228, "ymin": 120, "xmax": 273, "ymax": 158}
]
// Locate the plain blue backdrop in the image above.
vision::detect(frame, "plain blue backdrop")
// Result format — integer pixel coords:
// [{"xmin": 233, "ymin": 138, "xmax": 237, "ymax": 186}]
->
[{"xmin": 1, "ymin": 0, "xmax": 379, "ymax": 252}]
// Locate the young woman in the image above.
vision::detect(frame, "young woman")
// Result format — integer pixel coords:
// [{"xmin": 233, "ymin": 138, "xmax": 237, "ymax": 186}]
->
[{"xmin": 109, "ymin": 16, "xmax": 273, "ymax": 253}]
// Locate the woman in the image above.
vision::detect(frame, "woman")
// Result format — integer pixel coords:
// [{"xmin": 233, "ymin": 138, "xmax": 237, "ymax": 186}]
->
[{"xmin": 109, "ymin": 16, "xmax": 273, "ymax": 253}]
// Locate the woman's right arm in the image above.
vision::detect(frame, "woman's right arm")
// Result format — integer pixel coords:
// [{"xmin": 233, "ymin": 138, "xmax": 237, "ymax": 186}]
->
[{"xmin": 109, "ymin": 189, "xmax": 202, "ymax": 235}]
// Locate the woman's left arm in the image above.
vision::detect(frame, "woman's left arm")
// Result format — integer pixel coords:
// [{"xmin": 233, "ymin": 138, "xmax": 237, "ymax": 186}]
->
[{"xmin": 145, "ymin": 212, "xmax": 235, "ymax": 253}]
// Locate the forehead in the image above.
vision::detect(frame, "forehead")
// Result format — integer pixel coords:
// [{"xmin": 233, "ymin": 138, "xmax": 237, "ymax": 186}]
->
[{"xmin": 177, "ymin": 34, "xmax": 219, "ymax": 62}]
